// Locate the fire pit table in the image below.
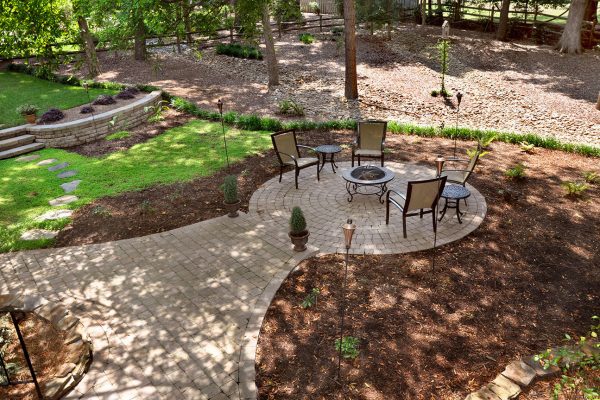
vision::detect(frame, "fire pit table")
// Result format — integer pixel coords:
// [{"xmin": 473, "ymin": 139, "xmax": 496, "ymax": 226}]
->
[{"xmin": 342, "ymin": 165, "xmax": 395, "ymax": 203}]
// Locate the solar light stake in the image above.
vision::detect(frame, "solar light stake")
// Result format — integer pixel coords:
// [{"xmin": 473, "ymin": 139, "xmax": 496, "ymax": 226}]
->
[
  {"xmin": 338, "ymin": 219, "xmax": 356, "ymax": 382},
  {"xmin": 217, "ymin": 99, "xmax": 230, "ymax": 169},
  {"xmin": 83, "ymin": 81, "xmax": 99, "ymax": 140}
]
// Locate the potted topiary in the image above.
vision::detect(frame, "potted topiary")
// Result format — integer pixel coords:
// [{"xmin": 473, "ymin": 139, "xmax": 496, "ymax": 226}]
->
[
  {"xmin": 16, "ymin": 104, "xmax": 39, "ymax": 124},
  {"xmin": 289, "ymin": 206, "xmax": 309, "ymax": 252},
  {"xmin": 222, "ymin": 175, "xmax": 240, "ymax": 217}
]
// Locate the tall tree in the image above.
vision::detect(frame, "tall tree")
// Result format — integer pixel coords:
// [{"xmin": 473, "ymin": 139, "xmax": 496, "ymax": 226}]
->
[
  {"xmin": 557, "ymin": 0, "xmax": 589, "ymax": 53},
  {"xmin": 497, "ymin": 0, "xmax": 511, "ymax": 40},
  {"xmin": 343, "ymin": 0, "xmax": 358, "ymax": 99},
  {"xmin": 261, "ymin": 1, "xmax": 279, "ymax": 87},
  {"xmin": 77, "ymin": 16, "xmax": 101, "ymax": 77}
]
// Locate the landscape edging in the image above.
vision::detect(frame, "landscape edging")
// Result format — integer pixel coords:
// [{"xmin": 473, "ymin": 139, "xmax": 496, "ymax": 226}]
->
[{"xmin": 0, "ymin": 293, "xmax": 93, "ymax": 400}]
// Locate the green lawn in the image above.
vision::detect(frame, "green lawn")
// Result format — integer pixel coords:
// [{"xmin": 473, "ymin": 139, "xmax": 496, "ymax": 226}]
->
[
  {"xmin": 0, "ymin": 120, "xmax": 273, "ymax": 252},
  {"xmin": 0, "ymin": 72, "xmax": 116, "ymax": 128}
]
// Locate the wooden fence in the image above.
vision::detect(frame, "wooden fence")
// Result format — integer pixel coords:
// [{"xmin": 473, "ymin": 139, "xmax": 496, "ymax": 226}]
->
[{"xmin": 299, "ymin": 0, "xmax": 338, "ymax": 15}]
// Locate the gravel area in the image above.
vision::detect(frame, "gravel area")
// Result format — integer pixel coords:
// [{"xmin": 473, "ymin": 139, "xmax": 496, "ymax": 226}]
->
[{"xmin": 61, "ymin": 23, "xmax": 600, "ymax": 146}]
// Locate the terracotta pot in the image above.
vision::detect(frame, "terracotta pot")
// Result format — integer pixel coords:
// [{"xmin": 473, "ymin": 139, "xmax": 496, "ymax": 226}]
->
[
  {"xmin": 224, "ymin": 200, "xmax": 240, "ymax": 218},
  {"xmin": 289, "ymin": 230, "xmax": 309, "ymax": 252},
  {"xmin": 23, "ymin": 114, "xmax": 36, "ymax": 124}
]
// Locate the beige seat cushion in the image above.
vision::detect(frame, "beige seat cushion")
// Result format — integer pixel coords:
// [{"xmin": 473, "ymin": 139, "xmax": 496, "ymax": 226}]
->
[
  {"xmin": 354, "ymin": 149, "xmax": 382, "ymax": 157},
  {"xmin": 284, "ymin": 157, "xmax": 318, "ymax": 167}
]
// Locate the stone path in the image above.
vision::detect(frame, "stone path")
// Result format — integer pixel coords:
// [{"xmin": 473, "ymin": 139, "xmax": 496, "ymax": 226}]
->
[{"xmin": 1, "ymin": 163, "xmax": 487, "ymax": 399}]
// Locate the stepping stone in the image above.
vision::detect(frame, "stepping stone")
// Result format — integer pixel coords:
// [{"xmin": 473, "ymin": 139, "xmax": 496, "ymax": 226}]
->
[
  {"xmin": 49, "ymin": 195, "xmax": 78, "ymax": 206},
  {"xmin": 60, "ymin": 180, "xmax": 81, "ymax": 193},
  {"xmin": 57, "ymin": 170, "xmax": 78, "ymax": 179},
  {"xmin": 16, "ymin": 154, "xmax": 40, "ymax": 162},
  {"xmin": 48, "ymin": 162, "xmax": 69, "ymax": 172},
  {"xmin": 37, "ymin": 158, "xmax": 57, "ymax": 166},
  {"xmin": 20, "ymin": 229, "xmax": 58, "ymax": 241},
  {"xmin": 501, "ymin": 360, "xmax": 536, "ymax": 387},
  {"xmin": 36, "ymin": 209, "xmax": 73, "ymax": 221}
]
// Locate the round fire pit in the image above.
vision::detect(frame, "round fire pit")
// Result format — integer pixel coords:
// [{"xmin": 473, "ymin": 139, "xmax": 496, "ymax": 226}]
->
[{"xmin": 341, "ymin": 165, "xmax": 395, "ymax": 203}]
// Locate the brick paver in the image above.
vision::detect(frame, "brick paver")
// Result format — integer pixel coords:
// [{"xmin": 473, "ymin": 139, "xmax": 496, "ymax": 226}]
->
[{"xmin": 0, "ymin": 161, "xmax": 486, "ymax": 399}]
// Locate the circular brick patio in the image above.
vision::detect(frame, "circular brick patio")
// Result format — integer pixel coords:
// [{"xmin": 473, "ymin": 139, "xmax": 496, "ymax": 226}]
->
[{"xmin": 250, "ymin": 161, "xmax": 487, "ymax": 254}]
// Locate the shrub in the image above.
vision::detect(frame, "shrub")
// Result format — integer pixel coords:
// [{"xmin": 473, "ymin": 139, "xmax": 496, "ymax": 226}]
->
[
  {"xmin": 583, "ymin": 171, "xmax": 600, "ymax": 184},
  {"xmin": 299, "ymin": 33, "xmax": 315, "ymax": 44},
  {"xmin": 562, "ymin": 181, "xmax": 589, "ymax": 197},
  {"xmin": 260, "ymin": 117, "xmax": 283, "ymax": 131},
  {"xmin": 278, "ymin": 99, "xmax": 305, "ymax": 116},
  {"xmin": 80, "ymin": 105, "xmax": 95, "ymax": 114},
  {"xmin": 520, "ymin": 141, "xmax": 535, "ymax": 153},
  {"xmin": 106, "ymin": 131, "xmax": 130, "ymax": 141},
  {"xmin": 535, "ymin": 317, "xmax": 599, "ymax": 400},
  {"xmin": 222, "ymin": 175, "xmax": 238, "ymax": 204},
  {"xmin": 93, "ymin": 95, "xmax": 116, "ymax": 105},
  {"xmin": 223, "ymin": 111, "xmax": 239, "ymax": 124},
  {"xmin": 289, "ymin": 206, "xmax": 307, "ymax": 235},
  {"xmin": 335, "ymin": 336, "xmax": 360, "ymax": 359},
  {"xmin": 301, "ymin": 288, "xmax": 320, "ymax": 309},
  {"xmin": 237, "ymin": 114, "xmax": 263, "ymax": 131},
  {"xmin": 16, "ymin": 104, "xmax": 39, "ymax": 115},
  {"xmin": 115, "ymin": 87, "xmax": 140, "ymax": 100},
  {"xmin": 215, "ymin": 43, "xmax": 263, "ymax": 60},
  {"xmin": 505, "ymin": 164, "xmax": 526, "ymax": 180},
  {"xmin": 38, "ymin": 108, "xmax": 65, "ymax": 124},
  {"xmin": 308, "ymin": 1, "xmax": 321, "ymax": 14}
]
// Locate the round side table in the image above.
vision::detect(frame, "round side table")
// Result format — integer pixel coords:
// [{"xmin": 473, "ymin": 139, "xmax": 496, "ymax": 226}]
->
[
  {"xmin": 439, "ymin": 184, "xmax": 471, "ymax": 224},
  {"xmin": 315, "ymin": 144, "xmax": 342, "ymax": 173}
]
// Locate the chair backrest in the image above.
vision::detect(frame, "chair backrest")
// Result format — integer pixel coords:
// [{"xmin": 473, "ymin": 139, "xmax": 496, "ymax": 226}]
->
[
  {"xmin": 357, "ymin": 120, "xmax": 387, "ymax": 151},
  {"xmin": 271, "ymin": 130, "xmax": 300, "ymax": 164},
  {"xmin": 404, "ymin": 176, "xmax": 447, "ymax": 213},
  {"xmin": 462, "ymin": 150, "xmax": 480, "ymax": 182}
]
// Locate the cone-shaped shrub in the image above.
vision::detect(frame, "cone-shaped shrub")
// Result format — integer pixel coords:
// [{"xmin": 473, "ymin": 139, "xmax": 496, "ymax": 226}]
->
[{"xmin": 290, "ymin": 206, "xmax": 307, "ymax": 235}]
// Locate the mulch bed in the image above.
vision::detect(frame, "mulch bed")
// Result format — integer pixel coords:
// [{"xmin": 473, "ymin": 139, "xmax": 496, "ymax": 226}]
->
[
  {"xmin": 253, "ymin": 134, "xmax": 600, "ymax": 399},
  {"xmin": 0, "ymin": 313, "xmax": 70, "ymax": 400}
]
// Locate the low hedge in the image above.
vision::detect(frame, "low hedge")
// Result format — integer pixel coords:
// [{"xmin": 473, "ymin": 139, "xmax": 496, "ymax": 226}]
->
[
  {"xmin": 215, "ymin": 43, "xmax": 263, "ymax": 60},
  {"xmin": 8, "ymin": 63, "xmax": 600, "ymax": 158}
]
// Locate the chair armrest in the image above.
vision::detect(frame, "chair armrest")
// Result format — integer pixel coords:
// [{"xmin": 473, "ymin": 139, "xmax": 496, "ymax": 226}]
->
[
  {"xmin": 387, "ymin": 189, "xmax": 406, "ymax": 200},
  {"xmin": 277, "ymin": 151, "xmax": 298, "ymax": 166},
  {"xmin": 297, "ymin": 145, "xmax": 316, "ymax": 153},
  {"xmin": 441, "ymin": 169, "xmax": 470, "ymax": 173},
  {"xmin": 386, "ymin": 189, "xmax": 406, "ymax": 211},
  {"xmin": 445, "ymin": 156, "xmax": 469, "ymax": 163}
]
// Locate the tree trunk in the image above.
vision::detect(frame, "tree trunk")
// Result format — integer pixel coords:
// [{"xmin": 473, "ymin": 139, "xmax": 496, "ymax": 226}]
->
[
  {"xmin": 496, "ymin": 0, "xmax": 511, "ymax": 40},
  {"xmin": 77, "ymin": 16, "xmax": 100, "ymax": 78},
  {"xmin": 584, "ymin": 0, "xmax": 598, "ymax": 21},
  {"xmin": 557, "ymin": 0, "xmax": 589, "ymax": 54},
  {"xmin": 343, "ymin": 0, "xmax": 358, "ymax": 99},
  {"xmin": 261, "ymin": 2, "xmax": 279, "ymax": 87},
  {"xmin": 421, "ymin": 0, "xmax": 427, "ymax": 24},
  {"xmin": 596, "ymin": 91, "xmax": 600, "ymax": 110},
  {"xmin": 134, "ymin": 15, "xmax": 146, "ymax": 61},
  {"xmin": 183, "ymin": 1, "xmax": 193, "ymax": 45}
]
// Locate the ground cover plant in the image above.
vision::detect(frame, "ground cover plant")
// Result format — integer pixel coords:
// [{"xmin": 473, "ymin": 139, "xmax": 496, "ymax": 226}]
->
[
  {"xmin": 0, "ymin": 72, "xmax": 115, "ymax": 127},
  {"xmin": 0, "ymin": 120, "xmax": 272, "ymax": 252},
  {"xmin": 215, "ymin": 43, "xmax": 263, "ymax": 60}
]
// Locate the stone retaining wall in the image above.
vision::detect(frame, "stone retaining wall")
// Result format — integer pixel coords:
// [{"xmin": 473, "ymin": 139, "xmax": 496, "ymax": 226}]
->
[
  {"xmin": 0, "ymin": 293, "xmax": 93, "ymax": 400},
  {"xmin": 6, "ymin": 91, "xmax": 162, "ymax": 148}
]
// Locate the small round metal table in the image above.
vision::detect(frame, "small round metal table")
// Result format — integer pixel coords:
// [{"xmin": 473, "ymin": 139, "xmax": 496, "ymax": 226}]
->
[
  {"xmin": 439, "ymin": 184, "xmax": 471, "ymax": 224},
  {"xmin": 315, "ymin": 144, "xmax": 342, "ymax": 173}
]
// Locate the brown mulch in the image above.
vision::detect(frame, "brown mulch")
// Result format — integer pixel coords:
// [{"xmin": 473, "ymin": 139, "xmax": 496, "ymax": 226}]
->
[
  {"xmin": 0, "ymin": 313, "xmax": 71, "ymax": 400},
  {"xmin": 253, "ymin": 135, "xmax": 600, "ymax": 399},
  {"xmin": 67, "ymin": 109, "xmax": 193, "ymax": 156}
]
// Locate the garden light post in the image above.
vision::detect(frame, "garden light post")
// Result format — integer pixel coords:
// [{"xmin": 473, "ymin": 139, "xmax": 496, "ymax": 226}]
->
[
  {"xmin": 217, "ymin": 99, "xmax": 230, "ymax": 170},
  {"xmin": 83, "ymin": 81, "xmax": 99, "ymax": 139},
  {"xmin": 338, "ymin": 219, "xmax": 356, "ymax": 382},
  {"xmin": 435, "ymin": 154, "xmax": 445, "ymax": 178},
  {"xmin": 433, "ymin": 156, "xmax": 445, "ymax": 272},
  {"xmin": 453, "ymin": 92, "xmax": 463, "ymax": 158}
]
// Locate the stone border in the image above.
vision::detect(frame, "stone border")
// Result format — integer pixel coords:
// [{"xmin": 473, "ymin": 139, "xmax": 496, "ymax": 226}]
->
[
  {"xmin": 0, "ymin": 91, "xmax": 162, "ymax": 148},
  {"xmin": 0, "ymin": 294, "xmax": 93, "ymax": 400},
  {"xmin": 464, "ymin": 341, "xmax": 600, "ymax": 400},
  {"xmin": 237, "ymin": 246, "xmax": 319, "ymax": 400}
]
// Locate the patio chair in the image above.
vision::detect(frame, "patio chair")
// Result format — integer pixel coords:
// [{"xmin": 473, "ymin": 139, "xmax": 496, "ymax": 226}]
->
[
  {"xmin": 352, "ymin": 120, "xmax": 387, "ymax": 167},
  {"xmin": 271, "ymin": 129, "xmax": 320, "ymax": 189},
  {"xmin": 440, "ymin": 149, "xmax": 480, "ymax": 187},
  {"xmin": 385, "ymin": 176, "xmax": 447, "ymax": 238}
]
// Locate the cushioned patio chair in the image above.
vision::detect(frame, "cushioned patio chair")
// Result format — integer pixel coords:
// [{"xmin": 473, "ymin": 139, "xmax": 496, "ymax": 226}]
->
[
  {"xmin": 352, "ymin": 120, "xmax": 387, "ymax": 167},
  {"xmin": 385, "ymin": 176, "xmax": 447, "ymax": 238},
  {"xmin": 271, "ymin": 129, "xmax": 320, "ymax": 189}
]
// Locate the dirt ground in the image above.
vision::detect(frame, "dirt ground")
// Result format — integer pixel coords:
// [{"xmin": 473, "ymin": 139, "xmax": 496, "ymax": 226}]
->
[
  {"xmin": 0, "ymin": 313, "xmax": 70, "ymax": 400},
  {"xmin": 61, "ymin": 24, "xmax": 600, "ymax": 147},
  {"xmin": 254, "ymin": 138, "xmax": 600, "ymax": 399}
]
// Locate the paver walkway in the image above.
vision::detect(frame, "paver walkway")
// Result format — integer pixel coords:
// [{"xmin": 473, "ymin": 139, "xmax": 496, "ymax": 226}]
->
[{"xmin": 0, "ymin": 162, "xmax": 487, "ymax": 399}]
